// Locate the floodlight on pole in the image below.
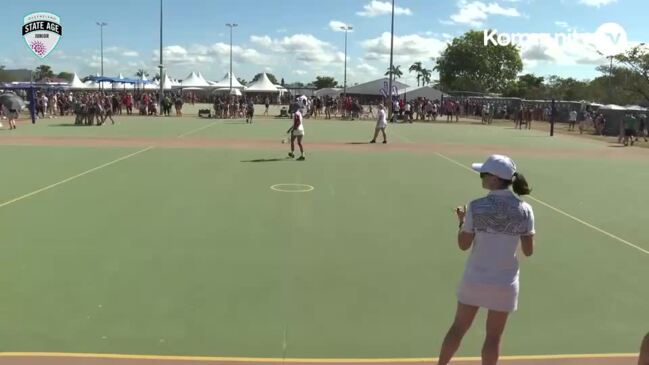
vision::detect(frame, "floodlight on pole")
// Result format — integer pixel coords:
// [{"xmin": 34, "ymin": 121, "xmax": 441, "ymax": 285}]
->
[
  {"xmin": 387, "ymin": 0, "xmax": 395, "ymax": 120},
  {"xmin": 340, "ymin": 25, "xmax": 353, "ymax": 100},
  {"xmin": 597, "ymin": 50, "xmax": 614, "ymax": 103},
  {"xmin": 96, "ymin": 22, "xmax": 108, "ymax": 77},
  {"xmin": 158, "ymin": 0, "xmax": 164, "ymax": 116},
  {"xmin": 226, "ymin": 23, "xmax": 238, "ymax": 94}
]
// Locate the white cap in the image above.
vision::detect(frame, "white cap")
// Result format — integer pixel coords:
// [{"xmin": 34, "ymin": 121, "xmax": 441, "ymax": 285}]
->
[{"xmin": 471, "ymin": 154, "xmax": 517, "ymax": 181}]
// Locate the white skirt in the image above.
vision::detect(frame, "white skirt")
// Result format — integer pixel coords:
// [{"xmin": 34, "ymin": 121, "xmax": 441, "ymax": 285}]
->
[
  {"xmin": 456, "ymin": 280, "xmax": 519, "ymax": 313},
  {"xmin": 292, "ymin": 129, "xmax": 304, "ymax": 136}
]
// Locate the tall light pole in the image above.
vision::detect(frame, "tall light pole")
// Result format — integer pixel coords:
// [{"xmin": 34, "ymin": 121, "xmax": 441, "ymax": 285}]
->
[
  {"xmin": 597, "ymin": 50, "xmax": 614, "ymax": 103},
  {"xmin": 387, "ymin": 0, "xmax": 395, "ymax": 120},
  {"xmin": 96, "ymin": 22, "xmax": 107, "ymax": 77},
  {"xmin": 226, "ymin": 23, "xmax": 238, "ymax": 95},
  {"xmin": 158, "ymin": 0, "xmax": 164, "ymax": 115},
  {"xmin": 340, "ymin": 25, "xmax": 353, "ymax": 100}
]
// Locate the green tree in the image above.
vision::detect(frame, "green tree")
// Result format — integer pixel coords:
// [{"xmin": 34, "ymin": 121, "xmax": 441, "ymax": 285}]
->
[
  {"xmin": 57, "ymin": 72, "xmax": 74, "ymax": 82},
  {"xmin": 615, "ymin": 44, "xmax": 649, "ymax": 104},
  {"xmin": 237, "ymin": 77, "xmax": 247, "ymax": 86},
  {"xmin": 385, "ymin": 65, "xmax": 403, "ymax": 79},
  {"xmin": 135, "ymin": 69, "xmax": 149, "ymax": 78},
  {"xmin": 434, "ymin": 30, "xmax": 522, "ymax": 93},
  {"xmin": 34, "ymin": 64, "xmax": 54, "ymax": 81},
  {"xmin": 252, "ymin": 73, "xmax": 278, "ymax": 84},
  {"xmin": 503, "ymin": 73, "xmax": 546, "ymax": 99},
  {"xmin": 409, "ymin": 61, "xmax": 423, "ymax": 86},
  {"xmin": 421, "ymin": 68, "xmax": 432, "ymax": 86},
  {"xmin": 312, "ymin": 76, "xmax": 338, "ymax": 89}
]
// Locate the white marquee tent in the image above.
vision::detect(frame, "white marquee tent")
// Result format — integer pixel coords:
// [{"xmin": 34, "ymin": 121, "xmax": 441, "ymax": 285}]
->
[
  {"xmin": 245, "ymin": 73, "xmax": 279, "ymax": 93},
  {"xmin": 160, "ymin": 73, "xmax": 174, "ymax": 90},
  {"xmin": 345, "ymin": 78, "xmax": 409, "ymax": 96},
  {"xmin": 210, "ymin": 72, "xmax": 246, "ymax": 89},
  {"xmin": 68, "ymin": 73, "xmax": 87, "ymax": 89},
  {"xmin": 314, "ymin": 88, "xmax": 342, "ymax": 98},
  {"xmin": 399, "ymin": 86, "xmax": 446, "ymax": 101},
  {"xmin": 181, "ymin": 72, "xmax": 210, "ymax": 88}
]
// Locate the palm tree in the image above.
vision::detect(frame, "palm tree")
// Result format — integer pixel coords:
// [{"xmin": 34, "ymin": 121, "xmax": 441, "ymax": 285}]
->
[
  {"xmin": 34, "ymin": 64, "xmax": 54, "ymax": 81},
  {"xmin": 409, "ymin": 62, "xmax": 423, "ymax": 87},
  {"xmin": 135, "ymin": 69, "xmax": 149, "ymax": 79},
  {"xmin": 385, "ymin": 65, "xmax": 403, "ymax": 79},
  {"xmin": 421, "ymin": 68, "xmax": 432, "ymax": 86}
]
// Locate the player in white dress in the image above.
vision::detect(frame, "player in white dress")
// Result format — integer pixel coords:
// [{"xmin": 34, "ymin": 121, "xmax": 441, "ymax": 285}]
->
[
  {"xmin": 287, "ymin": 109, "xmax": 306, "ymax": 160},
  {"xmin": 370, "ymin": 103, "xmax": 388, "ymax": 144},
  {"xmin": 437, "ymin": 155, "xmax": 535, "ymax": 365}
]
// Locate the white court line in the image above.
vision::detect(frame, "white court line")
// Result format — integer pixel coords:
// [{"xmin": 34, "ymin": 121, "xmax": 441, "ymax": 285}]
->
[
  {"xmin": 177, "ymin": 121, "xmax": 218, "ymax": 138},
  {"xmin": 0, "ymin": 121, "xmax": 216, "ymax": 209},
  {"xmin": 434, "ymin": 152, "xmax": 649, "ymax": 256},
  {"xmin": 0, "ymin": 146, "xmax": 154, "ymax": 209}
]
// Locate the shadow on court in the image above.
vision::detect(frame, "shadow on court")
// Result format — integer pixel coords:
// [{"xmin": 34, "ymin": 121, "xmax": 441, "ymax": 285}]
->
[
  {"xmin": 241, "ymin": 158, "xmax": 293, "ymax": 163},
  {"xmin": 49, "ymin": 123, "xmax": 92, "ymax": 127}
]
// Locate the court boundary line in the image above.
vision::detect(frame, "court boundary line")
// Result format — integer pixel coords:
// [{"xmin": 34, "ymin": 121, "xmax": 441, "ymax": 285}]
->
[
  {"xmin": 177, "ymin": 121, "xmax": 219, "ymax": 138},
  {"xmin": 434, "ymin": 152, "xmax": 649, "ymax": 256},
  {"xmin": 0, "ymin": 121, "xmax": 223, "ymax": 209},
  {"xmin": 0, "ymin": 146, "xmax": 155, "ymax": 209},
  {"xmin": 0, "ymin": 351, "xmax": 638, "ymax": 362}
]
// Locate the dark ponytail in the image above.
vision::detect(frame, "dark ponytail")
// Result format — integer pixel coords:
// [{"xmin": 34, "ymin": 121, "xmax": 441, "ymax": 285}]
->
[{"xmin": 512, "ymin": 172, "xmax": 532, "ymax": 195}]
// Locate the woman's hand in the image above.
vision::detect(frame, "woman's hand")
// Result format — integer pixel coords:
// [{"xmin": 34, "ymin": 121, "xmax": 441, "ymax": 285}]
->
[{"xmin": 455, "ymin": 205, "xmax": 466, "ymax": 223}]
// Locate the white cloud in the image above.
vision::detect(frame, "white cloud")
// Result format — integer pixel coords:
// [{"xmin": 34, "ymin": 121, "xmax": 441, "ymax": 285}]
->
[
  {"xmin": 250, "ymin": 35, "xmax": 272, "ymax": 48},
  {"xmin": 448, "ymin": 0, "xmax": 521, "ymax": 26},
  {"xmin": 154, "ymin": 43, "xmax": 266, "ymax": 66},
  {"xmin": 356, "ymin": 62, "xmax": 378, "ymax": 75},
  {"xmin": 360, "ymin": 33, "xmax": 448, "ymax": 85},
  {"xmin": 578, "ymin": 0, "xmax": 617, "ymax": 7},
  {"xmin": 103, "ymin": 46, "xmax": 139, "ymax": 58},
  {"xmin": 329, "ymin": 20, "xmax": 353, "ymax": 32},
  {"xmin": 357, "ymin": 1, "xmax": 412, "ymax": 17},
  {"xmin": 294, "ymin": 70, "xmax": 307, "ymax": 75},
  {"xmin": 362, "ymin": 32, "xmax": 448, "ymax": 62},
  {"xmin": 250, "ymin": 33, "xmax": 344, "ymax": 66},
  {"xmin": 554, "ymin": 21, "xmax": 569, "ymax": 29}
]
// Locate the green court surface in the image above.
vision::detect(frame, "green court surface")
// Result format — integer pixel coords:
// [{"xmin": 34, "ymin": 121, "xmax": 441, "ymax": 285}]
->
[{"xmin": 0, "ymin": 109, "xmax": 646, "ymax": 359}]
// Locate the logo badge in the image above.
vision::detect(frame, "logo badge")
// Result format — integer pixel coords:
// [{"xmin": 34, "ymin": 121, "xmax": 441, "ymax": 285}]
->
[
  {"xmin": 593, "ymin": 22, "xmax": 627, "ymax": 56},
  {"xmin": 23, "ymin": 12, "xmax": 63, "ymax": 58}
]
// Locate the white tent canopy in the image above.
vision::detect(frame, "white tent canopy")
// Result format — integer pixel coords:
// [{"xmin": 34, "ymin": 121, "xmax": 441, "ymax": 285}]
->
[
  {"xmin": 211, "ymin": 72, "xmax": 246, "ymax": 89},
  {"xmin": 84, "ymin": 80, "xmax": 98, "ymax": 90},
  {"xmin": 314, "ymin": 88, "xmax": 342, "ymax": 98},
  {"xmin": 399, "ymin": 86, "xmax": 445, "ymax": 100},
  {"xmin": 160, "ymin": 73, "xmax": 174, "ymax": 90},
  {"xmin": 68, "ymin": 73, "xmax": 87, "ymax": 89},
  {"xmin": 245, "ymin": 73, "xmax": 279, "ymax": 92},
  {"xmin": 181, "ymin": 72, "xmax": 210, "ymax": 88},
  {"xmin": 145, "ymin": 81, "xmax": 158, "ymax": 90},
  {"xmin": 345, "ymin": 78, "xmax": 409, "ymax": 96},
  {"xmin": 197, "ymin": 72, "xmax": 210, "ymax": 85}
]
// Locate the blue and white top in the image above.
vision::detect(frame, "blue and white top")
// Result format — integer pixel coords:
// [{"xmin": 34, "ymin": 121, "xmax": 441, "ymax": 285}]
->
[{"xmin": 460, "ymin": 189, "xmax": 535, "ymax": 287}]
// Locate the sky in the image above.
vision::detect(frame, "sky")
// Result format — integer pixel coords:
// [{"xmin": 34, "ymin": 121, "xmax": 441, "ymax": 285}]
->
[{"xmin": 2, "ymin": 0, "xmax": 647, "ymax": 87}]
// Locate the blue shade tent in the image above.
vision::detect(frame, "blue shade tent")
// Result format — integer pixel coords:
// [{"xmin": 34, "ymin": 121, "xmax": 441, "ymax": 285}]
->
[{"xmin": 86, "ymin": 75, "xmax": 151, "ymax": 84}]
